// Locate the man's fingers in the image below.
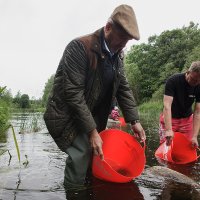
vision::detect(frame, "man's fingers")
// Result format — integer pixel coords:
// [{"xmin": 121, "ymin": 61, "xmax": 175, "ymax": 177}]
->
[
  {"xmin": 134, "ymin": 132, "xmax": 139, "ymax": 138},
  {"xmin": 93, "ymin": 149, "xmax": 98, "ymax": 155},
  {"xmin": 99, "ymin": 152, "xmax": 104, "ymax": 160},
  {"xmin": 134, "ymin": 131, "xmax": 146, "ymax": 141},
  {"xmin": 140, "ymin": 130, "xmax": 146, "ymax": 141},
  {"xmin": 93, "ymin": 147, "xmax": 104, "ymax": 160},
  {"xmin": 191, "ymin": 141, "xmax": 198, "ymax": 149}
]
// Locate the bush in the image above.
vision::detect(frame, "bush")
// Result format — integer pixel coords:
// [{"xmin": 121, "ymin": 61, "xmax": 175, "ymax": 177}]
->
[{"xmin": 0, "ymin": 100, "xmax": 10, "ymax": 136}]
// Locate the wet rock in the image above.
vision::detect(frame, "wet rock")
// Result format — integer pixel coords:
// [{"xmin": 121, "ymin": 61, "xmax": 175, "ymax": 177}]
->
[
  {"xmin": 143, "ymin": 166, "xmax": 199, "ymax": 188},
  {"xmin": 136, "ymin": 166, "xmax": 200, "ymax": 200}
]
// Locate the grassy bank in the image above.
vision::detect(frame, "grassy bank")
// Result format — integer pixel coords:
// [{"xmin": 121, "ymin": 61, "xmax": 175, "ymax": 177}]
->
[{"xmin": 139, "ymin": 100, "xmax": 163, "ymax": 136}]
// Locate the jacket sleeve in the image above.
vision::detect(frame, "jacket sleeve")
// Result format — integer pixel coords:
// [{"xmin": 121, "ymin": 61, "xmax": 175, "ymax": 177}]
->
[
  {"xmin": 116, "ymin": 62, "xmax": 139, "ymax": 123},
  {"xmin": 61, "ymin": 40, "xmax": 96, "ymax": 134}
]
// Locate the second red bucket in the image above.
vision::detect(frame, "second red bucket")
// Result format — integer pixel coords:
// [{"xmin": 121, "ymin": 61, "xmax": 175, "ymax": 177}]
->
[
  {"xmin": 92, "ymin": 129, "xmax": 145, "ymax": 183},
  {"xmin": 155, "ymin": 132, "xmax": 200, "ymax": 164}
]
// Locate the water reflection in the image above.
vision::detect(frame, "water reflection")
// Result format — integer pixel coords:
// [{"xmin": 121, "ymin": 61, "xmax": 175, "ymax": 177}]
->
[
  {"xmin": 11, "ymin": 112, "xmax": 46, "ymax": 133},
  {"xmin": 0, "ymin": 113, "xmax": 199, "ymax": 200},
  {"xmin": 159, "ymin": 182, "xmax": 200, "ymax": 200},
  {"xmin": 65, "ymin": 178, "xmax": 144, "ymax": 200}
]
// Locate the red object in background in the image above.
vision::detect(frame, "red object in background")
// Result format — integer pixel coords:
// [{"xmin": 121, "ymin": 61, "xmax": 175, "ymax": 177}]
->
[
  {"xmin": 155, "ymin": 132, "xmax": 200, "ymax": 164},
  {"xmin": 92, "ymin": 129, "xmax": 145, "ymax": 183},
  {"xmin": 110, "ymin": 109, "xmax": 120, "ymax": 121},
  {"xmin": 119, "ymin": 117, "xmax": 126, "ymax": 126}
]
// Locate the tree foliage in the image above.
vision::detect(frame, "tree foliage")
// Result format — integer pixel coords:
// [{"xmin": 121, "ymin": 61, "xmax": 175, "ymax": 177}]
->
[
  {"xmin": 125, "ymin": 22, "xmax": 200, "ymax": 103},
  {"xmin": 19, "ymin": 94, "xmax": 30, "ymax": 109},
  {"xmin": 13, "ymin": 91, "xmax": 21, "ymax": 105},
  {"xmin": 0, "ymin": 86, "xmax": 10, "ymax": 135},
  {"xmin": 42, "ymin": 74, "xmax": 54, "ymax": 106},
  {"xmin": 182, "ymin": 44, "xmax": 200, "ymax": 72},
  {"xmin": 12, "ymin": 92, "xmax": 31, "ymax": 109}
]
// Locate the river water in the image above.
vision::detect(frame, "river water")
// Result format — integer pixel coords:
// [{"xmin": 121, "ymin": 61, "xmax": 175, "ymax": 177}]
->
[{"xmin": 0, "ymin": 113, "xmax": 199, "ymax": 200}]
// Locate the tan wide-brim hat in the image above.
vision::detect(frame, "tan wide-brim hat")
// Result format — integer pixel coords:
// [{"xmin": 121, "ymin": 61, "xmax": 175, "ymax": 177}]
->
[{"xmin": 110, "ymin": 4, "xmax": 140, "ymax": 40}]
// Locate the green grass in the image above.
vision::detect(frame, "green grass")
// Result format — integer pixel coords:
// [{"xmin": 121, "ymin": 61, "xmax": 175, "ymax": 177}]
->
[
  {"xmin": 139, "ymin": 100, "xmax": 163, "ymax": 114},
  {"xmin": 139, "ymin": 100, "xmax": 163, "ymax": 136}
]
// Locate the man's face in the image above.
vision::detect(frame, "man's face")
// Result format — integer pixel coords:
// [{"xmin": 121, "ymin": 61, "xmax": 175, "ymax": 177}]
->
[
  {"xmin": 104, "ymin": 23, "xmax": 132, "ymax": 53},
  {"xmin": 186, "ymin": 71, "xmax": 200, "ymax": 86}
]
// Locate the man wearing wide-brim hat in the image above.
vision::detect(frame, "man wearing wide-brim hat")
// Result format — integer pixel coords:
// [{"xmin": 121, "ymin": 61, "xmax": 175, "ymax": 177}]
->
[{"xmin": 44, "ymin": 4, "xmax": 146, "ymax": 187}]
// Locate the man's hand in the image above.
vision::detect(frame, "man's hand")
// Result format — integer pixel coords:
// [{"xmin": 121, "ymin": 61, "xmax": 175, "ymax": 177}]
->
[
  {"xmin": 89, "ymin": 129, "xmax": 104, "ymax": 160},
  {"xmin": 131, "ymin": 122, "xmax": 146, "ymax": 141},
  {"xmin": 165, "ymin": 130, "xmax": 174, "ymax": 146},
  {"xmin": 191, "ymin": 136, "xmax": 199, "ymax": 148}
]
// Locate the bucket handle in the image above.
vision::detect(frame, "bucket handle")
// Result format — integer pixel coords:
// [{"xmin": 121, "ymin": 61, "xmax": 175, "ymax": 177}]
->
[{"xmin": 163, "ymin": 140, "xmax": 173, "ymax": 161}]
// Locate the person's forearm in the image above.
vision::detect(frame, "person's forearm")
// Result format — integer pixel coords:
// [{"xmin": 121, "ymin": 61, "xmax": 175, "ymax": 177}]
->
[
  {"xmin": 193, "ymin": 111, "xmax": 200, "ymax": 137},
  {"xmin": 163, "ymin": 106, "xmax": 172, "ymax": 131}
]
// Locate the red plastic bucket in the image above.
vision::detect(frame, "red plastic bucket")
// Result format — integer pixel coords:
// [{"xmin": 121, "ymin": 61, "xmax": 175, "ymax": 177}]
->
[
  {"xmin": 92, "ymin": 129, "xmax": 145, "ymax": 183},
  {"xmin": 155, "ymin": 132, "xmax": 200, "ymax": 164},
  {"xmin": 119, "ymin": 117, "xmax": 126, "ymax": 127}
]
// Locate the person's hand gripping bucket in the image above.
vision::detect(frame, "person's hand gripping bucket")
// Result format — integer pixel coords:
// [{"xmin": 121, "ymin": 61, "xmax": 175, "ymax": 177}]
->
[{"xmin": 92, "ymin": 129, "xmax": 146, "ymax": 183}]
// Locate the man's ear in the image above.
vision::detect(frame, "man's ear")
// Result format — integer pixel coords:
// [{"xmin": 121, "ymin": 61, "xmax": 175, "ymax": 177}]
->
[
  {"xmin": 104, "ymin": 22, "xmax": 112, "ymax": 33},
  {"xmin": 185, "ymin": 71, "xmax": 190, "ymax": 81}
]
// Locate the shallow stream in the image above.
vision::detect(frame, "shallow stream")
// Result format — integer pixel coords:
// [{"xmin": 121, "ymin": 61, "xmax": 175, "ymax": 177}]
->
[{"xmin": 0, "ymin": 113, "xmax": 199, "ymax": 200}]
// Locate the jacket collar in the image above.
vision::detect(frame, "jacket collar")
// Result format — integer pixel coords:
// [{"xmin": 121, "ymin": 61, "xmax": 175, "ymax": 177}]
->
[
  {"xmin": 91, "ymin": 28, "xmax": 119, "ymax": 59},
  {"xmin": 90, "ymin": 28, "xmax": 103, "ymax": 56}
]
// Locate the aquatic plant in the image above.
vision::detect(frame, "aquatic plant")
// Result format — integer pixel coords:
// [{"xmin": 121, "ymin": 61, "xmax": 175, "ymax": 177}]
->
[
  {"xmin": 23, "ymin": 154, "xmax": 29, "ymax": 167},
  {"xmin": 30, "ymin": 112, "xmax": 43, "ymax": 132},
  {"xmin": 18, "ymin": 112, "xmax": 44, "ymax": 133},
  {"xmin": 10, "ymin": 124, "xmax": 21, "ymax": 163}
]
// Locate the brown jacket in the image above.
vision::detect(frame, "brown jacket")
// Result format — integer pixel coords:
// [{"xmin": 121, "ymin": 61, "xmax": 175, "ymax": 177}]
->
[{"xmin": 43, "ymin": 28, "xmax": 139, "ymax": 152}]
